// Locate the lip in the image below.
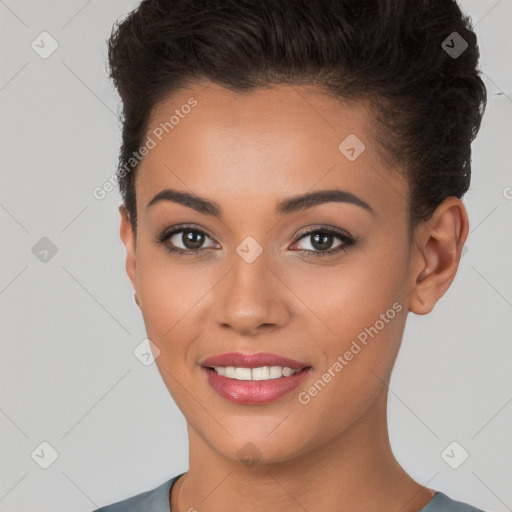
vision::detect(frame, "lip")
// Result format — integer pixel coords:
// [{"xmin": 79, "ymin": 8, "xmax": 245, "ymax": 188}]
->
[
  {"xmin": 200, "ymin": 351, "xmax": 311, "ymax": 370},
  {"xmin": 201, "ymin": 366, "xmax": 312, "ymax": 405},
  {"xmin": 199, "ymin": 351, "xmax": 313, "ymax": 405}
]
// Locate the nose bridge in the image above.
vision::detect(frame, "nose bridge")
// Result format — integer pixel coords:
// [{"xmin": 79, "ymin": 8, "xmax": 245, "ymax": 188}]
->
[{"xmin": 214, "ymin": 241, "xmax": 288, "ymax": 334}]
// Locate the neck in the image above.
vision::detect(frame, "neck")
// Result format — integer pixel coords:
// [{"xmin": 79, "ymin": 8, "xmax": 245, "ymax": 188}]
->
[{"xmin": 172, "ymin": 387, "xmax": 434, "ymax": 512}]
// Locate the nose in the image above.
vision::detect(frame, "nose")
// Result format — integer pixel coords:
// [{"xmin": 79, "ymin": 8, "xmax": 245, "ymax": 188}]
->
[{"xmin": 213, "ymin": 251, "xmax": 291, "ymax": 336}]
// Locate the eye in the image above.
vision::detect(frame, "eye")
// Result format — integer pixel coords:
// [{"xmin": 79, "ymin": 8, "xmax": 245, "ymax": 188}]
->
[
  {"xmin": 290, "ymin": 226, "xmax": 357, "ymax": 258},
  {"xmin": 155, "ymin": 225, "xmax": 219, "ymax": 256},
  {"xmin": 155, "ymin": 224, "xmax": 358, "ymax": 259}
]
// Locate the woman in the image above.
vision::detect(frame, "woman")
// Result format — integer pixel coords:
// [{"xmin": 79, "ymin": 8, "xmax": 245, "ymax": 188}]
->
[{"xmin": 93, "ymin": 0, "xmax": 487, "ymax": 510}]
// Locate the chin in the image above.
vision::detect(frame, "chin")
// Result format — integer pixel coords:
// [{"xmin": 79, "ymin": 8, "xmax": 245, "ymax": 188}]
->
[{"xmin": 204, "ymin": 424, "xmax": 313, "ymax": 467}]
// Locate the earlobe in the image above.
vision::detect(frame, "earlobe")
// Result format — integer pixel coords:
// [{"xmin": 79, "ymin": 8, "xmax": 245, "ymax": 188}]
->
[
  {"xmin": 408, "ymin": 197, "xmax": 469, "ymax": 315},
  {"xmin": 119, "ymin": 204, "xmax": 138, "ymax": 295}
]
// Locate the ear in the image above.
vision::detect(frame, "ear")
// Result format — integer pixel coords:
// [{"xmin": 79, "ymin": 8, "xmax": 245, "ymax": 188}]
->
[
  {"xmin": 408, "ymin": 197, "xmax": 469, "ymax": 315},
  {"xmin": 119, "ymin": 204, "xmax": 138, "ymax": 296}
]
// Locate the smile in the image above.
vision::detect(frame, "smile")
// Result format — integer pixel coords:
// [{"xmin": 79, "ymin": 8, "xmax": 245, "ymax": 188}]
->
[
  {"xmin": 201, "ymin": 366, "xmax": 312, "ymax": 405},
  {"xmin": 211, "ymin": 365, "xmax": 300, "ymax": 380}
]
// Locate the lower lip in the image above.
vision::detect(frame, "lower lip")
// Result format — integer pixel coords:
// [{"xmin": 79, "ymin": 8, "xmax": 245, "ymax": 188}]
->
[{"xmin": 202, "ymin": 366, "xmax": 312, "ymax": 405}]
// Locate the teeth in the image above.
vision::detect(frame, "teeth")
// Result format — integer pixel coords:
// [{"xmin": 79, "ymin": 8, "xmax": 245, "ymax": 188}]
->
[{"xmin": 213, "ymin": 366, "xmax": 300, "ymax": 380}]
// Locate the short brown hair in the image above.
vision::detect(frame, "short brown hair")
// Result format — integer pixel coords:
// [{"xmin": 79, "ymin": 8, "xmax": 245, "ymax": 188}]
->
[{"xmin": 107, "ymin": 0, "xmax": 487, "ymax": 236}]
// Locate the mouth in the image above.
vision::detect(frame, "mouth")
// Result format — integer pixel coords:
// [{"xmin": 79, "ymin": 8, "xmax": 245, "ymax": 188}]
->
[
  {"xmin": 200, "ymin": 351, "xmax": 311, "ymax": 372},
  {"xmin": 202, "ymin": 365, "xmax": 311, "ymax": 380},
  {"xmin": 200, "ymin": 364, "xmax": 313, "ymax": 405}
]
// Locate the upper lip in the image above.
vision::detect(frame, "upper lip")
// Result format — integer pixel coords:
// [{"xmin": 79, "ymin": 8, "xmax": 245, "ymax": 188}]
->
[{"xmin": 200, "ymin": 352, "xmax": 311, "ymax": 370}]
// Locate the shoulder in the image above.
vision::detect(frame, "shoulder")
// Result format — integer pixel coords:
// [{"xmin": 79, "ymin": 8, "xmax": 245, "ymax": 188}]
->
[
  {"xmin": 89, "ymin": 473, "xmax": 184, "ymax": 512},
  {"xmin": 422, "ymin": 491, "xmax": 487, "ymax": 512}
]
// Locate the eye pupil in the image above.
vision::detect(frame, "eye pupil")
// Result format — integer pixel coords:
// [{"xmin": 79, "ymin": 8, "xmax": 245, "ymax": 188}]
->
[
  {"xmin": 183, "ymin": 230, "xmax": 204, "ymax": 249},
  {"xmin": 311, "ymin": 233, "xmax": 334, "ymax": 251}
]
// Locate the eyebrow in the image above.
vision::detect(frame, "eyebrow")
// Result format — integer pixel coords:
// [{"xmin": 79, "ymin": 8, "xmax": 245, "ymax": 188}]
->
[{"xmin": 146, "ymin": 188, "xmax": 375, "ymax": 217}]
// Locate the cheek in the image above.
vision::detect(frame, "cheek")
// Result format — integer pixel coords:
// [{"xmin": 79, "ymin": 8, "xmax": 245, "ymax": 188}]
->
[
  {"xmin": 286, "ymin": 238, "xmax": 408, "ymax": 343},
  {"xmin": 287, "ymin": 237, "xmax": 409, "ymax": 402},
  {"xmin": 135, "ymin": 247, "xmax": 221, "ymax": 380},
  {"xmin": 136, "ymin": 259, "xmax": 202, "ymax": 407},
  {"xmin": 292, "ymin": 294, "xmax": 406, "ymax": 446},
  {"xmin": 135, "ymin": 250, "xmax": 196, "ymax": 352}
]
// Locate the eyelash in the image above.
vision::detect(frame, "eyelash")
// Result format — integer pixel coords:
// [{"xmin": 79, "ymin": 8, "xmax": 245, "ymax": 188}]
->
[{"xmin": 155, "ymin": 224, "xmax": 358, "ymax": 259}]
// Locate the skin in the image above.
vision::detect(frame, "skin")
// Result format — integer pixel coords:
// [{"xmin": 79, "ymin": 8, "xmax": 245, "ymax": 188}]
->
[{"xmin": 119, "ymin": 81, "xmax": 469, "ymax": 512}]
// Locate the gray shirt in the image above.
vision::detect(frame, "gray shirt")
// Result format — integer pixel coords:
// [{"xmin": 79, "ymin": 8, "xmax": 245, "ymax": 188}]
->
[{"xmin": 90, "ymin": 473, "xmax": 486, "ymax": 512}]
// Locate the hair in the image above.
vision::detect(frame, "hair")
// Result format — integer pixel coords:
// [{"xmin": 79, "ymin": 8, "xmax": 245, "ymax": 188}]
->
[{"xmin": 107, "ymin": 0, "xmax": 487, "ymax": 240}]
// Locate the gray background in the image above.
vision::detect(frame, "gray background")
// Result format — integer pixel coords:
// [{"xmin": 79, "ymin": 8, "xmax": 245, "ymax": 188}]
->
[{"xmin": 0, "ymin": 1, "xmax": 511, "ymax": 511}]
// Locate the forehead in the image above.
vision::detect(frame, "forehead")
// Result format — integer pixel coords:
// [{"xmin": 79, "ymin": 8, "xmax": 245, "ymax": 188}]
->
[{"xmin": 136, "ymin": 82, "xmax": 407, "ymax": 219}]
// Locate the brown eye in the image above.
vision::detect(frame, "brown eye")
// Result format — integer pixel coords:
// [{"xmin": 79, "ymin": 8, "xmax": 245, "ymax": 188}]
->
[
  {"xmin": 291, "ymin": 227, "xmax": 357, "ymax": 258},
  {"xmin": 297, "ymin": 231, "xmax": 341, "ymax": 251},
  {"xmin": 156, "ymin": 225, "xmax": 219, "ymax": 256},
  {"xmin": 175, "ymin": 230, "xmax": 207, "ymax": 250}
]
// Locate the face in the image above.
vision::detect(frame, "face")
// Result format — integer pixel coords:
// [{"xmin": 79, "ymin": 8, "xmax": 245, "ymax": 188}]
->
[{"xmin": 120, "ymin": 81, "xmax": 423, "ymax": 465}]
